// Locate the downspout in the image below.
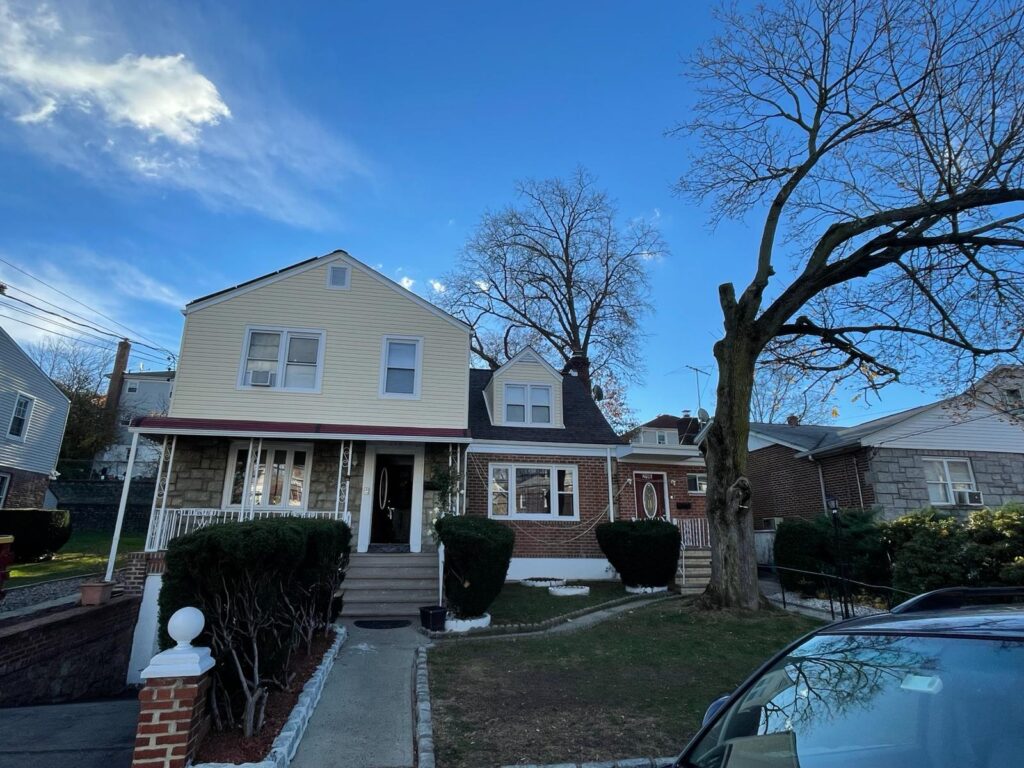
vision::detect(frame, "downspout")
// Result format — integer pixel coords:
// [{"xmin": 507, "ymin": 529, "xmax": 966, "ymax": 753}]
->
[
  {"xmin": 813, "ymin": 456, "xmax": 828, "ymax": 514},
  {"xmin": 605, "ymin": 447, "xmax": 615, "ymax": 521},
  {"xmin": 461, "ymin": 444, "xmax": 470, "ymax": 515},
  {"xmin": 334, "ymin": 439, "xmax": 345, "ymax": 518},
  {"xmin": 852, "ymin": 455, "xmax": 865, "ymax": 510}
]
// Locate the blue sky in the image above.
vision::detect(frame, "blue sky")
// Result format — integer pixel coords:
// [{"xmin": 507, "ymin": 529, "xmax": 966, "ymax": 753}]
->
[{"xmin": 0, "ymin": 0, "xmax": 939, "ymax": 425}]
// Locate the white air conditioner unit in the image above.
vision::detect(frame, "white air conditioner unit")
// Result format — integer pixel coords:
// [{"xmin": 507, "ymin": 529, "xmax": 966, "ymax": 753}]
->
[
  {"xmin": 249, "ymin": 370, "xmax": 275, "ymax": 387},
  {"xmin": 763, "ymin": 517, "xmax": 785, "ymax": 531},
  {"xmin": 955, "ymin": 489, "xmax": 984, "ymax": 506}
]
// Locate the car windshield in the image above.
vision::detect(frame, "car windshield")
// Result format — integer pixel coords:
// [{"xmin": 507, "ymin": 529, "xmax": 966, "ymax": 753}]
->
[{"xmin": 684, "ymin": 631, "xmax": 1024, "ymax": 768}]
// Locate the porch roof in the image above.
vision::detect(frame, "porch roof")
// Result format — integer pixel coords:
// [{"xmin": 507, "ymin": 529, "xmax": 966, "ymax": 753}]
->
[{"xmin": 131, "ymin": 415, "xmax": 471, "ymax": 442}]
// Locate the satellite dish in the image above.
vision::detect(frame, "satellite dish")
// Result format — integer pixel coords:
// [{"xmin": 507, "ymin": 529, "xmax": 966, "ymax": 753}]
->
[
  {"xmin": 592, "ymin": 384, "xmax": 605, "ymax": 402},
  {"xmin": 697, "ymin": 407, "xmax": 710, "ymax": 423}
]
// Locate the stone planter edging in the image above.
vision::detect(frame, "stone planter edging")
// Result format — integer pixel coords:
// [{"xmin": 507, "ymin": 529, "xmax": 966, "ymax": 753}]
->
[
  {"xmin": 498, "ymin": 758, "xmax": 676, "ymax": 768},
  {"xmin": 414, "ymin": 646, "xmax": 436, "ymax": 768},
  {"xmin": 624, "ymin": 586, "xmax": 669, "ymax": 595},
  {"xmin": 194, "ymin": 624, "xmax": 349, "ymax": 768}
]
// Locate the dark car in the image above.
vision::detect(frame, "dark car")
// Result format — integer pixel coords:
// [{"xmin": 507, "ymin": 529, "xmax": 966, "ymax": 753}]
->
[{"xmin": 675, "ymin": 588, "xmax": 1024, "ymax": 768}]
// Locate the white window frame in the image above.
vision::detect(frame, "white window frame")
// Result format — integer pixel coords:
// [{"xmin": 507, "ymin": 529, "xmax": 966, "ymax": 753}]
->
[
  {"xmin": 656, "ymin": 430, "xmax": 667, "ymax": 445},
  {"xmin": 236, "ymin": 326, "xmax": 326, "ymax": 393},
  {"xmin": 0, "ymin": 472, "xmax": 10, "ymax": 508},
  {"xmin": 7, "ymin": 393, "xmax": 34, "ymax": 442},
  {"xmin": 222, "ymin": 441, "xmax": 315, "ymax": 510},
  {"xmin": 126, "ymin": 381, "xmax": 139, "ymax": 393},
  {"xmin": 687, "ymin": 473, "xmax": 708, "ymax": 495},
  {"xmin": 502, "ymin": 383, "xmax": 554, "ymax": 426},
  {"xmin": 487, "ymin": 462, "xmax": 580, "ymax": 521},
  {"xmin": 1003, "ymin": 387, "xmax": 1023, "ymax": 413},
  {"xmin": 326, "ymin": 263, "xmax": 351, "ymax": 290},
  {"xmin": 379, "ymin": 335, "xmax": 423, "ymax": 399},
  {"xmin": 923, "ymin": 457, "xmax": 979, "ymax": 506}
]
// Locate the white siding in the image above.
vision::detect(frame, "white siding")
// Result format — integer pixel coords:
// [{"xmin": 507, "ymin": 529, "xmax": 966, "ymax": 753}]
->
[
  {"xmin": 866, "ymin": 401, "xmax": 1024, "ymax": 453},
  {"xmin": 0, "ymin": 328, "xmax": 69, "ymax": 475},
  {"xmin": 632, "ymin": 428, "xmax": 680, "ymax": 446},
  {"xmin": 490, "ymin": 358, "xmax": 564, "ymax": 427},
  {"xmin": 170, "ymin": 257, "xmax": 470, "ymax": 429}
]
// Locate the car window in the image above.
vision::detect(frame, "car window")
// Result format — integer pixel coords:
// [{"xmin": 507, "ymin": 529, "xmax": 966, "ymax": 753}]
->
[{"xmin": 683, "ymin": 632, "xmax": 1024, "ymax": 768}]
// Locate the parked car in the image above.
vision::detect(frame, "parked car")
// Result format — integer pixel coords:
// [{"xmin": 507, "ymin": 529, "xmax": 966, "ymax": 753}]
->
[{"xmin": 675, "ymin": 587, "xmax": 1024, "ymax": 768}]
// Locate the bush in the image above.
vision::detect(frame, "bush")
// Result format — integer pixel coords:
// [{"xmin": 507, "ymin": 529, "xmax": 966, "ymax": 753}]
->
[
  {"xmin": 158, "ymin": 517, "xmax": 350, "ymax": 736},
  {"xmin": 0, "ymin": 509, "xmax": 72, "ymax": 561},
  {"xmin": 596, "ymin": 519, "xmax": 681, "ymax": 588},
  {"xmin": 435, "ymin": 516, "xmax": 514, "ymax": 619},
  {"xmin": 773, "ymin": 518, "xmax": 831, "ymax": 593}
]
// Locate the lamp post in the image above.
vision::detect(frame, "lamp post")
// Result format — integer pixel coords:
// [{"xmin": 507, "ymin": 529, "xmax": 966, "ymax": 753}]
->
[{"xmin": 828, "ymin": 496, "xmax": 852, "ymax": 619}]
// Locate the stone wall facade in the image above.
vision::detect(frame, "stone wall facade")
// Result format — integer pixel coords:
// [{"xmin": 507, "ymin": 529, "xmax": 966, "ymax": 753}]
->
[
  {"xmin": 0, "ymin": 465, "xmax": 50, "ymax": 508},
  {"xmin": 0, "ymin": 595, "xmax": 140, "ymax": 707}
]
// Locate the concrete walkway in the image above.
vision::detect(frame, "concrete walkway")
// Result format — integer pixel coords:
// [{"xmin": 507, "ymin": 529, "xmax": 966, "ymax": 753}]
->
[
  {"xmin": 0, "ymin": 697, "xmax": 139, "ymax": 768},
  {"xmin": 292, "ymin": 621, "xmax": 427, "ymax": 768}
]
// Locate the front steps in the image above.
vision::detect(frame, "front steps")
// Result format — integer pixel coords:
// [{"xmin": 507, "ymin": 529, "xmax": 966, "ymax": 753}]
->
[
  {"xmin": 341, "ymin": 552, "xmax": 438, "ymax": 617},
  {"xmin": 677, "ymin": 547, "xmax": 711, "ymax": 596}
]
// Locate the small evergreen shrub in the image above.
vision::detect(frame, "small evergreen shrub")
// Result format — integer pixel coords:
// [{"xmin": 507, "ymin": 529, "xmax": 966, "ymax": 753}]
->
[
  {"xmin": 596, "ymin": 519, "xmax": 681, "ymax": 588},
  {"xmin": 435, "ymin": 516, "xmax": 514, "ymax": 619},
  {"xmin": 772, "ymin": 517, "xmax": 831, "ymax": 593},
  {"xmin": 0, "ymin": 509, "xmax": 72, "ymax": 561}
]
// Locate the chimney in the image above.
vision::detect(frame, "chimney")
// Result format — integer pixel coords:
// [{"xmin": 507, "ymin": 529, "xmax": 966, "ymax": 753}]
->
[
  {"xmin": 106, "ymin": 339, "xmax": 131, "ymax": 414},
  {"xmin": 786, "ymin": 414, "xmax": 800, "ymax": 427},
  {"xmin": 682, "ymin": 409, "xmax": 691, "ymax": 418}
]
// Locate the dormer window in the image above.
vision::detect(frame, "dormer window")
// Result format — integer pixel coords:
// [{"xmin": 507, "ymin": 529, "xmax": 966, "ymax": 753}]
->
[
  {"xmin": 656, "ymin": 430, "xmax": 667, "ymax": 445},
  {"xmin": 505, "ymin": 384, "xmax": 551, "ymax": 425},
  {"xmin": 1003, "ymin": 388, "xmax": 1023, "ymax": 413}
]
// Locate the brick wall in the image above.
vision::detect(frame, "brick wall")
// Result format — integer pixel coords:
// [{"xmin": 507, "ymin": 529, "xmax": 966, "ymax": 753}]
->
[
  {"xmin": 123, "ymin": 550, "xmax": 167, "ymax": 595},
  {"xmin": 0, "ymin": 595, "xmax": 140, "ymax": 707},
  {"xmin": 613, "ymin": 462, "xmax": 707, "ymax": 521},
  {"xmin": 0, "ymin": 465, "xmax": 50, "ymax": 508},
  {"xmin": 132, "ymin": 674, "xmax": 211, "ymax": 768}
]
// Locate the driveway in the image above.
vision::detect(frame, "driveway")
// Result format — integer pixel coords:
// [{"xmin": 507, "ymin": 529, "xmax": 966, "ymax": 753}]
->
[{"xmin": 0, "ymin": 697, "xmax": 139, "ymax": 768}]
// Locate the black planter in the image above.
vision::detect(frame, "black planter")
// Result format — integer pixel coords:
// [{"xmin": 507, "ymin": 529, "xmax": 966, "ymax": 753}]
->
[{"xmin": 419, "ymin": 605, "xmax": 447, "ymax": 631}]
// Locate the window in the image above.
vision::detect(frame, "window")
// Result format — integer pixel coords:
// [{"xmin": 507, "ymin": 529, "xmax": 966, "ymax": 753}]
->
[
  {"xmin": 687, "ymin": 473, "xmax": 708, "ymax": 494},
  {"xmin": 239, "ymin": 327, "xmax": 324, "ymax": 391},
  {"xmin": 488, "ymin": 463, "xmax": 579, "ymax": 520},
  {"xmin": 656, "ymin": 430, "xmax": 667, "ymax": 445},
  {"xmin": 120, "ymin": 412, "xmax": 132, "ymax": 426},
  {"xmin": 380, "ymin": 336, "xmax": 422, "ymax": 398},
  {"xmin": 326, "ymin": 264, "xmax": 350, "ymax": 289},
  {"xmin": 126, "ymin": 381, "xmax": 139, "ymax": 393},
  {"xmin": 1003, "ymin": 387, "xmax": 1023, "ymax": 413},
  {"xmin": 504, "ymin": 384, "xmax": 553, "ymax": 425},
  {"xmin": 224, "ymin": 443, "xmax": 311, "ymax": 509},
  {"xmin": 924, "ymin": 457, "xmax": 978, "ymax": 505},
  {"xmin": 0, "ymin": 472, "xmax": 9, "ymax": 508},
  {"xmin": 7, "ymin": 394, "xmax": 33, "ymax": 440}
]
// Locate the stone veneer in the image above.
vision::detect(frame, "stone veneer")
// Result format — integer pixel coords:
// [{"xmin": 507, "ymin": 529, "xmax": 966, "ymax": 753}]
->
[{"xmin": 866, "ymin": 447, "xmax": 1024, "ymax": 518}]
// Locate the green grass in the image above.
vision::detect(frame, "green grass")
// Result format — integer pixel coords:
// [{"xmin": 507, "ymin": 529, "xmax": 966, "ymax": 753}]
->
[
  {"xmin": 7, "ymin": 531, "xmax": 147, "ymax": 587},
  {"xmin": 488, "ymin": 581, "xmax": 636, "ymax": 625},
  {"xmin": 429, "ymin": 600, "xmax": 822, "ymax": 767}
]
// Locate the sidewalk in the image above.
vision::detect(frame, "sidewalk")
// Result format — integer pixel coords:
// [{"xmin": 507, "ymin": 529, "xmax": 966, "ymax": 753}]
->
[{"xmin": 291, "ymin": 621, "xmax": 427, "ymax": 768}]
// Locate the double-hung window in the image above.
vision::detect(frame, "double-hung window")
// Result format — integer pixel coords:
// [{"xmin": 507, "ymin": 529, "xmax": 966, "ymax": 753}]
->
[
  {"xmin": 923, "ymin": 458, "xmax": 978, "ymax": 505},
  {"xmin": 504, "ymin": 384, "xmax": 552, "ymax": 425},
  {"xmin": 656, "ymin": 430, "xmax": 668, "ymax": 445},
  {"xmin": 380, "ymin": 336, "xmax": 422, "ymax": 397},
  {"xmin": 7, "ymin": 394, "xmax": 33, "ymax": 441},
  {"xmin": 488, "ymin": 463, "xmax": 578, "ymax": 520},
  {"xmin": 0, "ymin": 472, "xmax": 9, "ymax": 508},
  {"xmin": 225, "ymin": 442, "xmax": 311, "ymax": 509},
  {"xmin": 240, "ymin": 327, "xmax": 324, "ymax": 391},
  {"xmin": 687, "ymin": 473, "xmax": 708, "ymax": 494}
]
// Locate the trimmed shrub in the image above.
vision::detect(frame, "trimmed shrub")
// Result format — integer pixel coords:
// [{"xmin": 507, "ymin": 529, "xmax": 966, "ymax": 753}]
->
[
  {"xmin": 596, "ymin": 519, "xmax": 681, "ymax": 588},
  {"xmin": 773, "ymin": 518, "xmax": 831, "ymax": 593},
  {"xmin": 158, "ymin": 517, "xmax": 351, "ymax": 736},
  {"xmin": 435, "ymin": 516, "xmax": 514, "ymax": 619},
  {"xmin": 0, "ymin": 509, "xmax": 72, "ymax": 561}
]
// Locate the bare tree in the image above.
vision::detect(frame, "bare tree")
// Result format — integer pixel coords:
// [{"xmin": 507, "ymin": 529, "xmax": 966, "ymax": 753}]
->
[
  {"xmin": 675, "ymin": 0, "xmax": 1024, "ymax": 608},
  {"xmin": 750, "ymin": 365, "xmax": 838, "ymax": 424},
  {"xmin": 440, "ymin": 168, "xmax": 665, "ymax": 388}
]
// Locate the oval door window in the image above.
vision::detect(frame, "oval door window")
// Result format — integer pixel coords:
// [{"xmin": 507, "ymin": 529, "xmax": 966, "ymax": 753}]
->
[
  {"xmin": 642, "ymin": 482, "xmax": 659, "ymax": 518},
  {"xmin": 378, "ymin": 467, "xmax": 389, "ymax": 509}
]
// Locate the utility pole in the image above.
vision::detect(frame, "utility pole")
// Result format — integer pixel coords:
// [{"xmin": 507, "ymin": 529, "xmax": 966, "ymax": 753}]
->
[{"xmin": 106, "ymin": 339, "xmax": 131, "ymax": 415}]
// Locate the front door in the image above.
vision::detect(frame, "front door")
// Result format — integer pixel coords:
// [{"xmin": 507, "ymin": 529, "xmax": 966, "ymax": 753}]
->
[
  {"xmin": 634, "ymin": 472, "xmax": 667, "ymax": 519},
  {"xmin": 370, "ymin": 454, "xmax": 415, "ymax": 549}
]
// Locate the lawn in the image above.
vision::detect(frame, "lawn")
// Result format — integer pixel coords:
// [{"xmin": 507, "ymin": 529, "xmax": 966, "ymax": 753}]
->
[
  {"xmin": 488, "ymin": 581, "xmax": 637, "ymax": 625},
  {"xmin": 429, "ymin": 600, "xmax": 822, "ymax": 767},
  {"xmin": 7, "ymin": 531, "xmax": 147, "ymax": 586}
]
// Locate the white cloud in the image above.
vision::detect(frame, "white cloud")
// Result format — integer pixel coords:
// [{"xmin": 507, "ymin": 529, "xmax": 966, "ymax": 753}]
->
[
  {"xmin": 429, "ymin": 279, "xmax": 446, "ymax": 293},
  {"xmin": 399, "ymin": 276, "xmax": 415, "ymax": 290}
]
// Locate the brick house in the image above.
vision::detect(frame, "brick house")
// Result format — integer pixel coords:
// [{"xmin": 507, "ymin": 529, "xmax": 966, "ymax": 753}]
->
[
  {"xmin": 748, "ymin": 367, "xmax": 1024, "ymax": 527},
  {"xmin": 0, "ymin": 325, "xmax": 70, "ymax": 509}
]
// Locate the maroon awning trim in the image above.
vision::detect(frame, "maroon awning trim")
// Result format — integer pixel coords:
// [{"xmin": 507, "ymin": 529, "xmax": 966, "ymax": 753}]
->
[{"xmin": 133, "ymin": 415, "xmax": 469, "ymax": 439}]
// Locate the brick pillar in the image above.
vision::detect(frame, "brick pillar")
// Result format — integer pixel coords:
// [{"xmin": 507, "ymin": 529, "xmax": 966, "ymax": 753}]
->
[
  {"xmin": 131, "ymin": 607, "xmax": 215, "ymax": 768},
  {"xmin": 124, "ymin": 551, "xmax": 166, "ymax": 596}
]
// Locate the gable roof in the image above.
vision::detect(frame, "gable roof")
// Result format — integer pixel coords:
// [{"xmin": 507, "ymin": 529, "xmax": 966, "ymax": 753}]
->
[
  {"xmin": 749, "ymin": 422, "xmax": 843, "ymax": 452},
  {"xmin": 641, "ymin": 414, "xmax": 684, "ymax": 429},
  {"xmin": 492, "ymin": 346, "xmax": 563, "ymax": 379},
  {"xmin": 468, "ymin": 368, "xmax": 621, "ymax": 445},
  {"xmin": 183, "ymin": 250, "xmax": 471, "ymax": 333}
]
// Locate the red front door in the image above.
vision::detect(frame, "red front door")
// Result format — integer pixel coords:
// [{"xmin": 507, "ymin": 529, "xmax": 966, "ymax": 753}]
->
[{"xmin": 633, "ymin": 472, "xmax": 667, "ymax": 519}]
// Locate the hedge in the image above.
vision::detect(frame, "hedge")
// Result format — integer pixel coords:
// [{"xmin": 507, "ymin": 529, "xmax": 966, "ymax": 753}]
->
[
  {"xmin": 435, "ymin": 515, "xmax": 514, "ymax": 619},
  {"xmin": 0, "ymin": 509, "xmax": 72, "ymax": 561},
  {"xmin": 158, "ymin": 517, "xmax": 351, "ymax": 736},
  {"xmin": 596, "ymin": 519, "xmax": 681, "ymax": 588}
]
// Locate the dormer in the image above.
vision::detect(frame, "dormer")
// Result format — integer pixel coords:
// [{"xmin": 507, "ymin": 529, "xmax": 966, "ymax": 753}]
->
[{"xmin": 483, "ymin": 347, "xmax": 564, "ymax": 428}]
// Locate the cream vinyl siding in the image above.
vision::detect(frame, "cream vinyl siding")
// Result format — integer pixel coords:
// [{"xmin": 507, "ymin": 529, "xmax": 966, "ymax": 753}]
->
[
  {"xmin": 866, "ymin": 402, "xmax": 1024, "ymax": 453},
  {"xmin": 170, "ymin": 258, "xmax": 470, "ymax": 429},
  {"xmin": 490, "ymin": 359, "xmax": 564, "ymax": 427}
]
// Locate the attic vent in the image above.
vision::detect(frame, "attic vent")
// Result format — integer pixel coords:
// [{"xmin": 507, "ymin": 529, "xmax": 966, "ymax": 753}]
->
[{"xmin": 327, "ymin": 264, "xmax": 350, "ymax": 289}]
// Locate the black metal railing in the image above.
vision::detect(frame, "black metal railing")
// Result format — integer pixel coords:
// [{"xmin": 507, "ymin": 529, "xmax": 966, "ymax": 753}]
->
[{"xmin": 759, "ymin": 564, "xmax": 915, "ymax": 620}]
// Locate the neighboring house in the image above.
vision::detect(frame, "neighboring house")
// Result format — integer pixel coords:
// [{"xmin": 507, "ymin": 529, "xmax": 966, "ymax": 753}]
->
[
  {"xmin": 747, "ymin": 366, "xmax": 1024, "ymax": 528},
  {"xmin": 94, "ymin": 370, "xmax": 175, "ymax": 478},
  {"xmin": 625, "ymin": 412, "xmax": 703, "ymax": 447},
  {"xmin": 0, "ymin": 326, "xmax": 70, "ymax": 509}
]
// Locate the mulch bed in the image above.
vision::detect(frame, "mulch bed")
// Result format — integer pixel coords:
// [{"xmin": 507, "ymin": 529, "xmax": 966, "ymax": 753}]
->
[{"xmin": 195, "ymin": 631, "xmax": 334, "ymax": 765}]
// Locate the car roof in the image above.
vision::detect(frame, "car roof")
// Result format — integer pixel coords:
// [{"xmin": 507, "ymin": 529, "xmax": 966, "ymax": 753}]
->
[{"xmin": 820, "ymin": 604, "xmax": 1024, "ymax": 640}]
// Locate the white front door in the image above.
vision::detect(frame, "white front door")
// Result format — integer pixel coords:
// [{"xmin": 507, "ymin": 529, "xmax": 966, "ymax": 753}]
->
[{"xmin": 357, "ymin": 442, "xmax": 425, "ymax": 553}]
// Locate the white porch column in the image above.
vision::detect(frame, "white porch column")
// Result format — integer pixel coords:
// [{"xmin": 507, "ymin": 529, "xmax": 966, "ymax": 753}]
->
[
  {"xmin": 105, "ymin": 431, "xmax": 139, "ymax": 582},
  {"xmin": 143, "ymin": 436, "xmax": 168, "ymax": 552},
  {"xmin": 239, "ymin": 437, "xmax": 255, "ymax": 520}
]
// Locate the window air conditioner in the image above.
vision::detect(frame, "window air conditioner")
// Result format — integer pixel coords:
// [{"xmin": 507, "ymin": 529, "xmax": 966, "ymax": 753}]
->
[
  {"xmin": 764, "ymin": 517, "xmax": 784, "ymax": 531},
  {"xmin": 954, "ymin": 489, "xmax": 984, "ymax": 506},
  {"xmin": 249, "ymin": 370, "xmax": 274, "ymax": 387}
]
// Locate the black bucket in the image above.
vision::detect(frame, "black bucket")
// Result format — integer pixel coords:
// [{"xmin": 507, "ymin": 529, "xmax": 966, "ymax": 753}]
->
[{"xmin": 419, "ymin": 605, "xmax": 447, "ymax": 631}]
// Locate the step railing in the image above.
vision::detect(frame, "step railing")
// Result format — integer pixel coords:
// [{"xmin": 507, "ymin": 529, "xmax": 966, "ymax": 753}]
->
[{"xmin": 147, "ymin": 507, "xmax": 347, "ymax": 551}]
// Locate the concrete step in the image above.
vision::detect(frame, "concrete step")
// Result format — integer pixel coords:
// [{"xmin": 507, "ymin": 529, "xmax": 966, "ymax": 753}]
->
[
  {"xmin": 343, "ymin": 587, "xmax": 437, "ymax": 602},
  {"xmin": 345, "ymin": 565, "xmax": 437, "ymax": 579},
  {"xmin": 344, "ymin": 577, "xmax": 436, "ymax": 591},
  {"xmin": 350, "ymin": 552, "xmax": 436, "ymax": 565},
  {"xmin": 340, "ymin": 600, "xmax": 428, "ymax": 617},
  {"xmin": 682, "ymin": 552, "xmax": 712, "ymax": 560},
  {"xmin": 682, "ymin": 566, "xmax": 712, "ymax": 575},
  {"xmin": 678, "ymin": 585, "xmax": 707, "ymax": 596}
]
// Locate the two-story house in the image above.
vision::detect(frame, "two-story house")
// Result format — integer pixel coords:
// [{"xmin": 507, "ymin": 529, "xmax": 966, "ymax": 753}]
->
[
  {"xmin": 0, "ymin": 325, "xmax": 70, "ymax": 509},
  {"xmin": 93, "ymin": 369, "xmax": 175, "ymax": 478}
]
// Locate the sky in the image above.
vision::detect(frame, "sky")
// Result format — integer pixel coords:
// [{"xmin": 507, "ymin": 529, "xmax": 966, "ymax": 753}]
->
[{"xmin": 0, "ymin": 0, "xmax": 946, "ymax": 426}]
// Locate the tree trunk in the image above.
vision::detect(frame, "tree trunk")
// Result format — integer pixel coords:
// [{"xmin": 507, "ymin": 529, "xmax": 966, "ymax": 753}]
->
[{"xmin": 704, "ymin": 324, "xmax": 760, "ymax": 610}]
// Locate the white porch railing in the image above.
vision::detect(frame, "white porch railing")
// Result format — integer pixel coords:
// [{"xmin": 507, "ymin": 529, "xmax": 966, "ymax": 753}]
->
[
  {"xmin": 679, "ymin": 517, "xmax": 711, "ymax": 549},
  {"xmin": 146, "ymin": 508, "xmax": 348, "ymax": 552}
]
